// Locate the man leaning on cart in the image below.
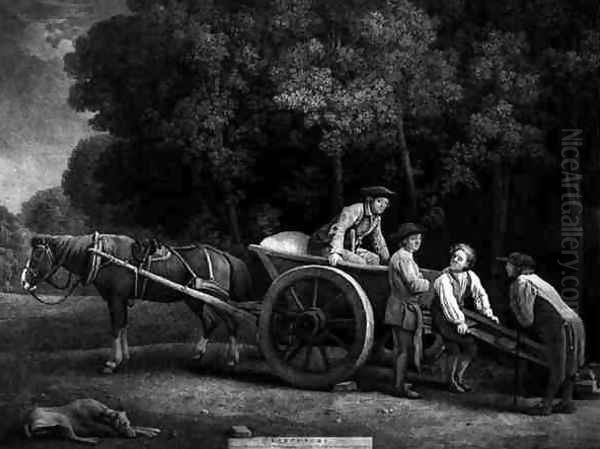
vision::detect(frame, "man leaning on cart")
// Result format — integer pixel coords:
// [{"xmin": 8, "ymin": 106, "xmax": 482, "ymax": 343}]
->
[{"xmin": 307, "ymin": 186, "xmax": 395, "ymax": 266}]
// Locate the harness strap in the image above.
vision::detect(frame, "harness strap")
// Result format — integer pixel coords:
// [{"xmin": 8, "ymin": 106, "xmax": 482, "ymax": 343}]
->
[
  {"xmin": 204, "ymin": 248, "xmax": 215, "ymax": 281},
  {"xmin": 166, "ymin": 244, "xmax": 202, "ymax": 281},
  {"xmin": 135, "ymin": 246, "xmax": 155, "ymax": 303},
  {"xmin": 85, "ymin": 231, "xmax": 102, "ymax": 285}
]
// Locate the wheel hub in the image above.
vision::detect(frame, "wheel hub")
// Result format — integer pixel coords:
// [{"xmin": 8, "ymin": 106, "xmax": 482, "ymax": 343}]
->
[{"xmin": 295, "ymin": 308, "xmax": 326, "ymax": 339}]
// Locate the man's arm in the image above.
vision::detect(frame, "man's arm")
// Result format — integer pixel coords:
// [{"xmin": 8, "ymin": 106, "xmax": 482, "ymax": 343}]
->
[
  {"xmin": 370, "ymin": 220, "xmax": 390, "ymax": 264},
  {"xmin": 396, "ymin": 254, "xmax": 430, "ymax": 294},
  {"xmin": 509, "ymin": 278, "xmax": 536, "ymax": 328},
  {"xmin": 469, "ymin": 271, "xmax": 499, "ymax": 322},
  {"xmin": 329, "ymin": 205, "xmax": 362, "ymax": 255}
]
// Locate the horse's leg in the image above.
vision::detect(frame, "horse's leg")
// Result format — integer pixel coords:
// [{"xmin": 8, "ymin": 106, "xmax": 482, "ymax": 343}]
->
[
  {"xmin": 222, "ymin": 314, "xmax": 240, "ymax": 367},
  {"xmin": 185, "ymin": 299, "xmax": 217, "ymax": 361},
  {"xmin": 102, "ymin": 296, "xmax": 128, "ymax": 374},
  {"xmin": 192, "ymin": 310, "xmax": 208, "ymax": 361},
  {"xmin": 120, "ymin": 327, "xmax": 130, "ymax": 362}
]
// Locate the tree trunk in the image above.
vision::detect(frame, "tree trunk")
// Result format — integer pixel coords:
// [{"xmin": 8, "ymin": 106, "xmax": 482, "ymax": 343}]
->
[
  {"xmin": 331, "ymin": 148, "xmax": 344, "ymax": 213},
  {"xmin": 398, "ymin": 116, "xmax": 417, "ymax": 219},
  {"xmin": 489, "ymin": 161, "xmax": 511, "ymax": 308},
  {"xmin": 227, "ymin": 200, "xmax": 243, "ymax": 248}
]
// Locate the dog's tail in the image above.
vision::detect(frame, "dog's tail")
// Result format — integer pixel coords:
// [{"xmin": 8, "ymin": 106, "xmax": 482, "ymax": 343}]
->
[{"xmin": 23, "ymin": 423, "xmax": 32, "ymax": 439}]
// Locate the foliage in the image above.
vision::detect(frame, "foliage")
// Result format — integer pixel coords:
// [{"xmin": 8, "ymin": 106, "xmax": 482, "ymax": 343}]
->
[
  {"xmin": 57, "ymin": 0, "xmax": 600, "ymax": 275},
  {"xmin": 0, "ymin": 206, "xmax": 27, "ymax": 290},
  {"xmin": 271, "ymin": 0, "xmax": 462, "ymax": 212},
  {"xmin": 20, "ymin": 187, "xmax": 88, "ymax": 235},
  {"xmin": 62, "ymin": 134, "xmax": 117, "ymax": 226},
  {"xmin": 64, "ymin": 1, "xmax": 293, "ymax": 241},
  {"xmin": 439, "ymin": 31, "xmax": 544, "ymax": 195}
]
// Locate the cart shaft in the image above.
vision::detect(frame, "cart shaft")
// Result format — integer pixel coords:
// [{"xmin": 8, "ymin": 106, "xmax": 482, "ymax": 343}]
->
[{"xmin": 89, "ymin": 248, "xmax": 257, "ymax": 328}]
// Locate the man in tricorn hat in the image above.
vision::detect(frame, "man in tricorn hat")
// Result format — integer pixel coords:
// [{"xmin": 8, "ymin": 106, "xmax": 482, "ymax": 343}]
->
[
  {"xmin": 307, "ymin": 186, "xmax": 395, "ymax": 266},
  {"xmin": 384, "ymin": 222, "xmax": 430, "ymax": 398},
  {"xmin": 499, "ymin": 252, "xmax": 585, "ymax": 415}
]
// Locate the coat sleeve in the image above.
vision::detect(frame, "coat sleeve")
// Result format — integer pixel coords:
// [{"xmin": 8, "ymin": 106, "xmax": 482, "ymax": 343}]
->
[
  {"xmin": 370, "ymin": 219, "xmax": 390, "ymax": 264},
  {"xmin": 509, "ymin": 277, "xmax": 536, "ymax": 328},
  {"xmin": 469, "ymin": 271, "xmax": 497, "ymax": 320},
  {"xmin": 329, "ymin": 205, "xmax": 362, "ymax": 255},
  {"xmin": 397, "ymin": 254, "xmax": 430, "ymax": 294},
  {"xmin": 434, "ymin": 275, "xmax": 466, "ymax": 325}
]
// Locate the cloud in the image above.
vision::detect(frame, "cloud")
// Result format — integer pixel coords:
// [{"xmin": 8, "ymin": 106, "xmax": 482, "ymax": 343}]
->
[
  {"xmin": 21, "ymin": 21, "xmax": 75, "ymax": 60},
  {"xmin": 0, "ymin": 0, "xmax": 129, "ymax": 213}
]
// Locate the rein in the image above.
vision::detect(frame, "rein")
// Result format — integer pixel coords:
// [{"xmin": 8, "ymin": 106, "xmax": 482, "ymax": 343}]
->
[{"xmin": 26, "ymin": 277, "xmax": 83, "ymax": 306}]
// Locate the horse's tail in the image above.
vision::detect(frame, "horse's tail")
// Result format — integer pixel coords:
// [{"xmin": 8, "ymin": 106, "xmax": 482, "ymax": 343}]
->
[{"xmin": 226, "ymin": 254, "xmax": 253, "ymax": 303}]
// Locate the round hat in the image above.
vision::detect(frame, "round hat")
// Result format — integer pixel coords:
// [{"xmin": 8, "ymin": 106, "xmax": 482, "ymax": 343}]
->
[
  {"xmin": 395, "ymin": 222, "xmax": 425, "ymax": 241},
  {"xmin": 360, "ymin": 186, "xmax": 396, "ymax": 198},
  {"xmin": 496, "ymin": 252, "xmax": 536, "ymax": 269}
]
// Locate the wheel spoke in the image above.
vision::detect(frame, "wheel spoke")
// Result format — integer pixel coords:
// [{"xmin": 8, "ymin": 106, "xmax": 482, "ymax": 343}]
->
[
  {"xmin": 328, "ymin": 318, "xmax": 355, "ymax": 328},
  {"xmin": 311, "ymin": 278, "xmax": 319, "ymax": 307},
  {"xmin": 273, "ymin": 308, "xmax": 302, "ymax": 319},
  {"xmin": 286, "ymin": 286, "xmax": 305, "ymax": 311},
  {"xmin": 283, "ymin": 341, "xmax": 304, "ymax": 361},
  {"xmin": 318, "ymin": 346, "xmax": 330, "ymax": 371},
  {"xmin": 324, "ymin": 330, "xmax": 350, "ymax": 352}
]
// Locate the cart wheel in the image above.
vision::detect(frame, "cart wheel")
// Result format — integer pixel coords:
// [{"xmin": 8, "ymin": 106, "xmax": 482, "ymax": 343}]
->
[{"xmin": 259, "ymin": 265, "xmax": 374, "ymax": 389}]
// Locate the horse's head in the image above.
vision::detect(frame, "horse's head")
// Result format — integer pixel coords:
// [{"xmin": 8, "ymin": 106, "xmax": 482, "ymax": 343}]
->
[{"xmin": 21, "ymin": 236, "xmax": 57, "ymax": 291}]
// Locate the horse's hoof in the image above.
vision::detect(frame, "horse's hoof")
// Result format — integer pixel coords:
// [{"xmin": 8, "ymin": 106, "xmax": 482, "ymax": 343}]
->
[
  {"xmin": 191, "ymin": 353, "xmax": 205, "ymax": 361},
  {"xmin": 99, "ymin": 361, "xmax": 119, "ymax": 374},
  {"xmin": 226, "ymin": 359, "xmax": 237, "ymax": 368}
]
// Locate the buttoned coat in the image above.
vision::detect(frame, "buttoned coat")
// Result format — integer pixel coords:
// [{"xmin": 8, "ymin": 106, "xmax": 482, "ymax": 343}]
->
[{"xmin": 308, "ymin": 202, "xmax": 389, "ymax": 263}]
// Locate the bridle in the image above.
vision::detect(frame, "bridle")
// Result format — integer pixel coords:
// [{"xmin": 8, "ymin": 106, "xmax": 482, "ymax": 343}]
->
[{"xmin": 21, "ymin": 243, "xmax": 81, "ymax": 305}]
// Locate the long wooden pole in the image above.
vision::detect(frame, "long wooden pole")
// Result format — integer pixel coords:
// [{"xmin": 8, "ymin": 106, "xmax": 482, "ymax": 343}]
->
[{"xmin": 88, "ymin": 248, "xmax": 257, "ymax": 328}]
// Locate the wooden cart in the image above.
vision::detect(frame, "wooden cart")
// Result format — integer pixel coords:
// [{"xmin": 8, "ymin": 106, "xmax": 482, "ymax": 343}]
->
[{"xmin": 247, "ymin": 244, "xmax": 547, "ymax": 389}]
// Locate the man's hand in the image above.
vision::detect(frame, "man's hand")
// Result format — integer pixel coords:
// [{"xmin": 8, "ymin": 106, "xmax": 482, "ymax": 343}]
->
[
  {"xmin": 457, "ymin": 323, "xmax": 469, "ymax": 335},
  {"xmin": 328, "ymin": 253, "xmax": 343, "ymax": 266}
]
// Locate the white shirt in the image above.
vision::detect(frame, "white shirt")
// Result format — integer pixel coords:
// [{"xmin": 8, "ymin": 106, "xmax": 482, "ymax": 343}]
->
[{"xmin": 433, "ymin": 269, "xmax": 497, "ymax": 325}]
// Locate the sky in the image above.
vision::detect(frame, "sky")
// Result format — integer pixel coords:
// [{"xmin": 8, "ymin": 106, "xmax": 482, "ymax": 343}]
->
[{"xmin": 0, "ymin": 0, "xmax": 129, "ymax": 213}]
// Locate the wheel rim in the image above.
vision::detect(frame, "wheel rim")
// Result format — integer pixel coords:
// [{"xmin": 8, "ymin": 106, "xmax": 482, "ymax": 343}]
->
[{"xmin": 259, "ymin": 265, "xmax": 374, "ymax": 389}]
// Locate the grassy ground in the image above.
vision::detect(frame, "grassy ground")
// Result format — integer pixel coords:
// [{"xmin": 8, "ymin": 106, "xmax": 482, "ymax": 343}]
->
[{"xmin": 0, "ymin": 292, "xmax": 599, "ymax": 449}]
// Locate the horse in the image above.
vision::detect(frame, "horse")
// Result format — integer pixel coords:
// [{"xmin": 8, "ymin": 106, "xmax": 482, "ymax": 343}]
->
[{"xmin": 20, "ymin": 233, "xmax": 253, "ymax": 373}]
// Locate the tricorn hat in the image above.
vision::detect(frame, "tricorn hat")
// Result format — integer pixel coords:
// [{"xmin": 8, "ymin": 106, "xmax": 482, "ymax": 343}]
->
[
  {"xmin": 496, "ymin": 252, "xmax": 536, "ymax": 269},
  {"xmin": 395, "ymin": 222, "xmax": 425, "ymax": 242},
  {"xmin": 360, "ymin": 185, "xmax": 396, "ymax": 198}
]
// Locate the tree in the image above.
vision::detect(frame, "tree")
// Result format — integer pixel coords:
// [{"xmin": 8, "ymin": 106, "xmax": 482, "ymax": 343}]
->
[
  {"xmin": 64, "ymin": 1, "xmax": 286, "ymax": 245},
  {"xmin": 20, "ymin": 187, "xmax": 88, "ymax": 235},
  {"xmin": 62, "ymin": 134, "xmax": 116, "ymax": 227},
  {"xmin": 439, "ymin": 31, "xmax": 544, "ymax": 284},
  {"xmin": 272, "ymin": 0, "xmax": 461, "ymax": 216},
  {"xmin": 0, "ymin": 206, "xmax": 27, "ymax": 290}
]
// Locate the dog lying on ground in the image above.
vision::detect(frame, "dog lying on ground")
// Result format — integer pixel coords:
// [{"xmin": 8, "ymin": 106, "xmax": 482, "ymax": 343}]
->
[{"xmin": 23, "ymin": 398, "xmax": 160, "ymax": 445}]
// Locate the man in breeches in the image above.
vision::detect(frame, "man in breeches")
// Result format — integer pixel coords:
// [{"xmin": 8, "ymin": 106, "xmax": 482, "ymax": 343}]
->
[
  {"xmin": 307, "ymin": 186, "xmax": 394, "ymax": 266},
  {"xmin": 499, "ymin": 252, "xmax": 585, "ymax": 415},
  {"xmin": 384, "ymin": 223, "xmax": 431, "ymax": 398}
]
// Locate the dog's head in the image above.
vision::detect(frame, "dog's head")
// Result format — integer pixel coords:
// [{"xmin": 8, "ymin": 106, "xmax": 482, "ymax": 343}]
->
[{"xmin": 101, "ymin": 409, "xmax": 135, "ymax": 437}]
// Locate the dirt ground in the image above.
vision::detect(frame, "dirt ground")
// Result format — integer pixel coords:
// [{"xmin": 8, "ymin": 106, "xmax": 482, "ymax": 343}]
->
[{"xmin": 0, "ymin": 293, "xmax": 599, "ymax": 449}]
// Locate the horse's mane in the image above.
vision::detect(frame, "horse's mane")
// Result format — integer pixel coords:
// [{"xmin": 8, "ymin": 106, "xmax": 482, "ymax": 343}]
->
[
  {"xmin": 31, "ymin": 234, "xmax": 136, "ymax": 272},
  {"xmin": 31, "ymin": 234, "xmax": 95, "ymax": 260}
]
